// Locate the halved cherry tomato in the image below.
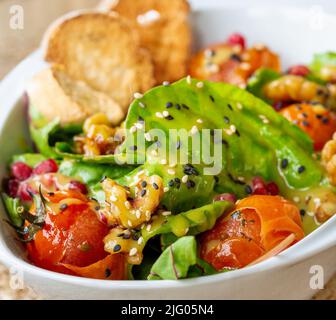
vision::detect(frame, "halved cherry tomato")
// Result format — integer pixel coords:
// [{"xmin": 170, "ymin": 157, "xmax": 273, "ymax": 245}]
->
[
  {"xmin": 280, "ymin": 103, "xmax": 336, "ymax": 151},
  {"xmin": 199, "ymin": 195, "xmax": 304, "ymax": 270},
  {"xmin": 189, "ymin": 41, "xmax": 280, "ymax": 87},
  {"xmin": 26, "ymin": 190, "xmax": 126, "ymax": 279}
]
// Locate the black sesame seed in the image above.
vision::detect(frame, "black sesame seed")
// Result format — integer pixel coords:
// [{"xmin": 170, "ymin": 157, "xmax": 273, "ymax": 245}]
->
[
  {"xmin": 175, "ymin": 103, "xmax": 181, "ymax": 110},
  {"xmin": 245, "ymin": 185, "xmax": 252, "ymax": 194},
  {"xmin": 113, "ymin": 244, "xmax": 121, "ymax": 252},
  {"xmin": 166, "ymin": 102, "xmax": 173, "ymax": 108},
  {"xmin": 123, "ymin": 233, "xmax": 131, "ymax": 240},
  {"xmin": 210, "ymin": 129, "xmax": 215, "ymax": 136},
  {"xmin": 317, "ymin": 88, "xmax": 326, "ymax": 96},
  {"xmin": 222, "ymin": 139, "xmax": 229, "ymax": 147},
  {"xmin": 227, "ymin": 104, "xmax": 233, "ymax": 111},
  {"xmin": 152, "ymin": 183, "xmax": 159, "ymax": 190},
  {"xmin": 182, "ymin": 104, "xmax": 190, "ymax": 110},
  {"xmin": 168, "ymin": 180, "xmax": 175, "ymax": 187},
  {"xmin": 48, "ymin": 192, "xmax": 55, "ymax": 196},
  {"xmin": 141, "ymin": 181, "xmax": 147, "ymax": 188},
  {"xmin": 302, "ymin": 112, "xmax": 308, "ymax": 118},
  {"xmin": 105, "ymin": 268, "xmax": 111, "ymax": 278},
  {"xmin": 281, "ymin": 159, "xmax": 289, "ymax": 169},
  {"xmin": 295, "ymin": 105, "xmax": 302, "ymax": 111},
  {"xmin": 174, "ymin": 178, "xmax": 181, "ymax": 184},
  {"xmin": 186, "ymin": 180, "xmax": 196, "ymax": 189},
  {"xmin": 129, "ymin": 145, "xmax": 137, "ymax": 151},
  {"xmin": 230, "ymin": 53, "xmax": 242, "ymax": 62},
  {"xmin": 214, "ymin": 176, "xmax": 219, "ymax": 183},
  {"xmin": 140, "ymin": 189, "xmax": 147, "ymax": 197},
  {"xmin": 300, "ymin": 209, "xmax": 306, "ymax": 217},
  {"xmin": 155, "ymin": 141, "xmax": 162, "ymax": 148},
  {"xmin": 117, "ymin": 233, "xmax": 124, "ymax": 237},
  {"xmin": 210, "ymin": 95, "xmax": 215, "ymax": 102},
  {"xmin": 60, "ymin": 204, "xmax": 68, "ymax": 211},
  {"xmin": 298, "ymin": 166, "xmax": 305, "ymax": 174},
  {"xmin": 302, "ymin": 120, "xmax": 309, "ymax": 127},
  {"xmin": 176, "ymin": 140, "xmax": 181, "ymax": 149},
  {"xmin": 316, "ymin": 114, "xmax": 323, "ymax": 119},
  {"xmin": 132, "ymin": 234, "xmax": 139, "ymax": 241},
  {"xmin": 322, "ymin": 117, "xmax": 329, "ymax": 124},
  {"xmin": 95, "ymin": 206, "xmax": 100, "ymax": 211},
  {"xmin": 236, "ymin": 130, "xmax": 241, "ymax": 137},
  {"xmin": 138, "ymin": 116, "xmax": 144, "ymax": 123},
  {"xmin": 166, "ymin": 115, "xmax": 174, "ymax": 120},
  {"xmin": 224, "ymin": 116, "xmax": 230, "ymax": 124}
]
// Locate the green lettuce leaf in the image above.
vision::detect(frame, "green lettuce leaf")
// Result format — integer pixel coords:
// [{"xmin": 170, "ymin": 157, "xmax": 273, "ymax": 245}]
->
[
  {"xmin": 310, "ymin": 52, "xmax": 336, "ymax": 81},
  {"xmin": 11, "ymin": 153, "xmax": 47, "ymax": 167}
]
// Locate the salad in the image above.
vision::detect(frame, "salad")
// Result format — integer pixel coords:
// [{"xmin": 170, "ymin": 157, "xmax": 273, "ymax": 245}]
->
[{"xmin": 2, "ymin": 2, "xmax": 336, "ymax": 281}]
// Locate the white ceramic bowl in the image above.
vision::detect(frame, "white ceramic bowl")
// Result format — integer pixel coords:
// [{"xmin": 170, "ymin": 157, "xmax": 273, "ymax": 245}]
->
[{"xmin": 0, "ymin": 4, "xmax": 336, "ymax": 300}]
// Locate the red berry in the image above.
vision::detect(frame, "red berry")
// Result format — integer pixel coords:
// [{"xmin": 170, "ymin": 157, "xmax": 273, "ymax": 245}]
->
[
  {"xmin": 227, "ymin": 33, "xmax": 246, "ymax": 49},
  {"xmin": 252, "ymin": 176, "xmax": 268, "ymax": 195},
  {"xmin": 214, "ymin": 193, "xmax": 236, "ymax": 204},
  {"xmin": 11, "ymin": 162, "xmax": 32, "ymax": 181},
  {"xmin": 266, "ymin": 182, "xmax": 279, "ymax": 195},
  {"xmin": 7, "ymin": 179, "xmax": 19, "ymax": 198},
  {"xmin": 287, "ymin": 65, "xmax": 310, "ymax": 77},
  {"xmin": 69, "ymin": 180, "xmax": 88, "ymax": 194},
  {"xmin": 17, "ymin": 182, "xmax": 34, "ymax": 202},
  {"xmin": 33, "ymin": 159, "xmax": 58, "ymax": 175}
]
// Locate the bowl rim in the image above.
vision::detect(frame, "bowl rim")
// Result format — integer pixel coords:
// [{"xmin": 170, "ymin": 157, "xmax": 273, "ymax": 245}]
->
[{"xmin": 0, "ymin": 3, "xmax": 336, "ymax": 290}]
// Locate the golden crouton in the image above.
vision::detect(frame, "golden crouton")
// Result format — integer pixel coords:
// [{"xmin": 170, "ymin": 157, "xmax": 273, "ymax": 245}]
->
[
  {"xmin": 99, "ymin": 0, "xmax": 192, "ymax": 83},
  {"xmin": 26, "ymin": 67, "xmax": 124, "ymax": 126},
  {"xmin": 43, "ymin": 11, "xmax": 155, "ymax": 111}
]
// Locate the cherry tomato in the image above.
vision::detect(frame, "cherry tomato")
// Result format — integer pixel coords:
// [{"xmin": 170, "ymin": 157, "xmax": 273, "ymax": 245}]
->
[
  {"xmin": 200, "ymin": 195, "xmax": 304, "ymax": 270},
  {"xmin": 280, "ymin": 103, "xmax": 336, "ymax": 151},
  {"xmin": 26, "ymin": 190, "xmax": 126, "ymax": 279}
]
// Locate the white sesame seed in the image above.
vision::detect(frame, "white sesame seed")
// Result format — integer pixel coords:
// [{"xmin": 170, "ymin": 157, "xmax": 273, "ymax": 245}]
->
[
  {"xmin": 155, "ymin": 112, "xmax": 163, "ymax": 118},
  {"xmin": 124, "ymin": 201, "xmax": 131, "ymax": 209},
  {"xmin": 182, "ymin": 175, "xmax": 188, "ymax": 183},
  {"xmin": 232, "ymin": 45, "xmax": 242, "ymax": 54},
  {"xmin": 110, "ymin": 195, "xmax": 117, "ymax": 202},
  {"xmin": 144, "ymin": 132, "xmax": 152, "ymax": 141},
  {"xmin": 164, "ymin": 187, "xmax": 170, "ymax": 193},
  {"xmin": 146, "ymin": 224, "xmax": 152, "ymax": 231},
  {"xmin": 139, "ymin": 102, "xmax": 146, "ymax": 108},
  {"xmin": 186, "ymin": 75, "xmax": 192, "ymax": 84},
  {"xmin": 163, "ymin": 110, "xmax": 169, "ymax": 117},
  {"xmin": 204, "ymin": 49, "xmax": 214, "ymax": 58},
  {"xmin": 135, "ymin": 122, "xmax": 143, "ymax": 130},
  {"xmin": 224, "ymin": 128, "xmax": 233, "ymax": 136},
  {"xmin": 135, "ymin": 210, "xmax": 141, "ymax": 219},
  {"xmin": 307, "ymin": 211, "xmax": 315, "ymax": 217},
  {"xmin": 196, "ymin": 81, "xmax": 204, "ymax": 88},
  {"xmin": 230, "ymin": 125, "xmax": 236, "ymax": 133},
  {"xmin": 167, "ymin": 169, "xmax": 175, "ymax": 175},
  {"xmin": 160, "ymin": 159, "xmax": 167, "ymax": 165},
  {"xmin": 263, "ymin": 119, "xmax": 269, "ymax": 124},
  {"xmin": 196, "ymin": 119, "xmax": 203, "ymax": 124},
  {"xmin": 130, "ymin": 126, "xmax": 137, "ymax": 133},
  {"xmin": 313, "ymin": 198, "xmax": 321, "ymax": 207},
  {"xmin": 145, "ymin": 210, "xmax": 151, "ymax": 221},
  {"xmin": 162, "ymin": 81, "xmax": 170, "ymax": 86},
  {"xmin": 293, "ymin": 196, "xmax": 300, "ymax": 203},
  {"xmin": 138, "ymin": 237, "xmax": 144, "ymax": 245},
  {"xmin": 162, "ymin": 211, "xmax": 172, "ymax": 216},
  {"xmin": 134, "ymin": 92, "xmax": 143, "ymax": 99},
  {"xmin": 190, "ymin": 125, "xmax": 199, "ymax": 135},
  {"xmin": 151, "ymin": 149, "xmax": 158, "ymax": 156},
  {"xmin": 129, "ymin": 248, "xmax": 138, "ymax": 256},
  {"xmin": 128, "ymin": 220, "xmax": 133, "ymax": 227},
  {"xmin": 236, "ymin": 103, "xmax": 243, "ymax": 110},
  {"xmin": 240, "ymin": 62, "xmax": 251, "ymax": 70},
  {"xmin": 207, "ymin": 63, "xmax": 220, "ymax": 73},
  {"xmin": 169, "ymin": 162, "xmax": 177, "ymax": 168},
  {"xmin": 254, "ymin": 43, "xmax": 265, "ymax": 51}
]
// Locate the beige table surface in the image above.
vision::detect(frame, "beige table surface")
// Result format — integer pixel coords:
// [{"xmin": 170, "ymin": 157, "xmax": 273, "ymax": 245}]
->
[{"xmin": 0, "ymin": 0, "xmax": 335, "ymax": 300}]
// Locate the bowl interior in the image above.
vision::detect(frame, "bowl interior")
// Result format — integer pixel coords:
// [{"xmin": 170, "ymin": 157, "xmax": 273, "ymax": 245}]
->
[{"xmin": 1, "ymin": 5, "xmax": 336, "ymax": 271}]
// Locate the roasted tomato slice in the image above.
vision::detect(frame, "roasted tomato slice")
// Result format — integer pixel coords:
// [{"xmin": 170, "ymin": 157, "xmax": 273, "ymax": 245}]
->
[
  {"xmin": 199, "ymin": 195, "xmax": 304, "ymax": 270},
  {"xmin": 26, "ymin": 190, "xmax": 126, "ymax": 279},
  {"xmin": 280, "ymin": 103, "xmax": 336, "ymax": 151}
]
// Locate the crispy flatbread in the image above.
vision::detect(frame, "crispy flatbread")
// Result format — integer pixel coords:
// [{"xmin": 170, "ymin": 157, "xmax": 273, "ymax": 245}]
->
[
  {"xmin": 44, "ymin": 11, "xmax": 155, "ymax": 111},
  {"xmin": 27, "ymin": 67, "xmax": 124, "ymax": 125},
  {"xmin": 99, "ymin": 0, "xmax": 191, "ymax": 83}
]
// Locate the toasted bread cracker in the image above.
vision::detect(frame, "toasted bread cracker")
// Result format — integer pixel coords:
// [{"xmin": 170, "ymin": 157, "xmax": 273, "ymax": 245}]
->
[
  {"xmin": 26, "ymin": 68, "xmax": 124, "ymax": 126},
  {"xmin": 44, "ymin": 11, "xmax": 155, "ymax": 111},
  {"xmin": 99, "ymin": 0, "xmax": 191, "ymax": 83}
]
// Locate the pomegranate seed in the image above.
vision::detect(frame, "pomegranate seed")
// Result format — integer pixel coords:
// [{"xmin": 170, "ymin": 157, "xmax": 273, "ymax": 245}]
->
[
  {"xmin": 7, "ymin": 179, "xmax": 19, "ymax": 198},
  {"xmin": 17, "ymin": 182, "xmax": 34, "ymax": 202},
  {"xmin": 33, "ymin": 159, "xmax": 58, "ymax": 175},
  {"xmin": 69, "ymin": 180, "xmax": 88, "ymax": 194},
  {"xmin": 214, "ymin": 193, "xmax": 237, "ymax": 204},
  {"xmin": 266, "ymin": 182, "xmax": 279, "ymax": 195},
  {"xmin": 11, "ymin": 162, "xmax": 33, "ymax": 181},
  {"xmin": 252, "ymin": 176, "xmax": 268, "ymax": 195},
  {"xmin": 287, "ymin": 65, "xmax": 310, "ymax": 77},
  {"xmin": 227, "ymin": 33, "xmax": 246, "ymax": 49}
]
